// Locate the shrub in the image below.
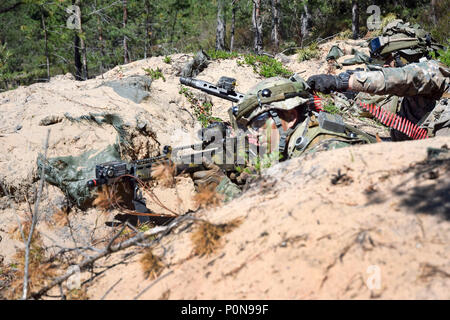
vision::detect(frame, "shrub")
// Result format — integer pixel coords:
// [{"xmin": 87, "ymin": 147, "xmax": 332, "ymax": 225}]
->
[
  {"xmin": 432, "ymin": 48, "xmax": 450, "ymax": 67},
  {"xmin": 297, "ymin": 43, "xmax": 320, "ymax": 62},
  {"xmin": 143, "ymin": 67, "xmax": 166, "ymax": 81},
  {"xmin": 179, "ymin": 86, "xmax": 223, "ymax": 127},
  {"xmin": 241, "ymin": 54, "xmax": 291, "ymax": 78},
  {"xmin": 206, "ymin": 50, "xmax": 240, "ymax": 60},
  {"xmin": 163, "ymin": 56, "xmax": 172, "ymax": 64}
]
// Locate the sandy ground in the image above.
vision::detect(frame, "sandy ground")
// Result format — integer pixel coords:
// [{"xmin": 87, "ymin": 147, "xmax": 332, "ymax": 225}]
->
[
  {"xmin": 86, "ymin": 136, "xmax": 449, "ymax": 300},
  {"xmin": 0, "ymin": 39, "xmax": 449, "ymax": 299}
]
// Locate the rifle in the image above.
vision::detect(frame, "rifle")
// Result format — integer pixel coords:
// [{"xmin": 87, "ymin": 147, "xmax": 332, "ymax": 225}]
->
[
  {"xmin": 180, "ymin": 76, "xmax": 245, "ymax": 103},
  {"xmin": 90, "ymin": 76, "xmax": 247, "ymax": 225},
  {"xmin": 87, "ymin": 135, "xmax": 238, "ymax": 225}
]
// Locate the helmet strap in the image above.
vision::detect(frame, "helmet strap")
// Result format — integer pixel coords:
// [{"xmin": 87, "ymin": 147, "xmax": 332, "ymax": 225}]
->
[{"xmin": 268, "ymin": 110, "xmax": 299, "ymax": 156}]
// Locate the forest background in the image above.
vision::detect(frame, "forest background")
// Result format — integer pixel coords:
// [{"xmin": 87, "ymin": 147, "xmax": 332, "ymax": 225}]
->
[{"xmin": 0, "ymin": 0, "xmax": 448, "ymax": 92}]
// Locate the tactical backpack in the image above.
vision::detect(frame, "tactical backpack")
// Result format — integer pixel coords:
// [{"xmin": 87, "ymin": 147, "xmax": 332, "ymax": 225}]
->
[{"xmin": 369, "ymin": 19, "xmax": 444, "ymax": 64}]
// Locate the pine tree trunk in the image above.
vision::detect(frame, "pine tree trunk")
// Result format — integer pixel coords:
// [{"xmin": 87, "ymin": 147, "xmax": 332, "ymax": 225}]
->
[
  {"xmin": 215, "ymin": 0, "xmax": 226, "ymax": 51},
  {"xmin": 230, "ymin": 0, "xmax": 237, "ymax": 52},
  {"xmin": 41, "ymin": 9, "xmax": 50, "ymax": 81},
  {"xmin": 123, "ymin": 0, "xmax": 129, "ymax": 64},
  {"xmin": 72, "ymin": 0, "xmax": 88, "ymax": 80},
  {"xmin": 95, "ymin": 0, "xmax": 105, "ymax": 77},
  {"xmin": 271, "ymin": 0, "xmax": 280, "ymax": 50},
  {"xmin": 300, "ymin": 1, "xmax": 310, "ymax": 46},
  {"xmin": 352, "ymin": 0, "xmax": 359, "ymax": 40},
  {"xmin": 73, "ymin": 0, "xmax": 82, "ymax": 80},
  {"xmin": 431, "ymin": 0, "xmax": 437, "ymax": 25},
  {"xmin": 144, "ymin": 0, "xmax": 151, "ymax": 59},
  {"xmin": 252, "ymin": 0, "xmax": 263, "ymax": 54}
]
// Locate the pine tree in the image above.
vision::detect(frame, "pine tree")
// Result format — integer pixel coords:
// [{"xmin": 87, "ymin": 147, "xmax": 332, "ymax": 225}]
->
[{"xmin": 215, "ymin": 0, "xmax": 226, "ymax": 51}]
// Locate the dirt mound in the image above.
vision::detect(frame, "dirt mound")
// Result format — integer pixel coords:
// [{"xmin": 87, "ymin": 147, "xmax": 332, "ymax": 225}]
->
[
  {"xmin": 1, "ymin": 41, "xmax": 449, "ymax": 300},
  {"xmin": 84, "ymin": 137, "xmax": 449, "ymax": 300}
]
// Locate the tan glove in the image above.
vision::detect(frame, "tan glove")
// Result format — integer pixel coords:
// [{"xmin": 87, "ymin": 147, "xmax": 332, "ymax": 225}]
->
[{"xmin": 192, "ymin": 158, "xmax": 226, "ymax": 189}]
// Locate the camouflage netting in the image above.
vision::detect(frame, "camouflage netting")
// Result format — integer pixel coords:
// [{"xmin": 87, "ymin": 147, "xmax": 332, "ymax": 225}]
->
[
  {"xmin": 37, "ymin": 144, "xmax": 121, "ymax": 209},
  {"xmin": 180, "ymin": 50, "xmax": 210, "ymax": 78},
  {"xmin": 37, "ymin": 111, "xmax": 161, "ymax": 209},
  {"xmin": 63, "ymin": 111, "xmax": 160, "ymax": 160}
]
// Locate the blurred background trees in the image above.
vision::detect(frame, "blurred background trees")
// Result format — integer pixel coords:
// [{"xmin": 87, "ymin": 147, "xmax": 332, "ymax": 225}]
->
[{"xmin": 0, "ymin": 0, "xmax": 448, "ymax": 90}]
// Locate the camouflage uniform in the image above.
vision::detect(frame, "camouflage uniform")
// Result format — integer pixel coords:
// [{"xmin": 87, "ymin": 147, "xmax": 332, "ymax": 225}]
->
[
  {"xmin": 351, "ymin": 60, "xmax": 450, "ymax": 140},
  {"xmin": 214, "ymin": 77, "xmax": 376, "ymax": 202}
]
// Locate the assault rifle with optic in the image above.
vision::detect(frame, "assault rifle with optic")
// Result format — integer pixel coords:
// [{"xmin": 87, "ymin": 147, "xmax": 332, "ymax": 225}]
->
[{"xmin": 88, "ymin": 76, "xmax": 246, "ymax": 224}]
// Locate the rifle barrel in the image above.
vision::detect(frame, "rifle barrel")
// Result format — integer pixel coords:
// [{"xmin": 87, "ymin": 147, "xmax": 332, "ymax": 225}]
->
[{"xmin": 180, "ymin": 77, "xmax": 245, "ymax": 103}]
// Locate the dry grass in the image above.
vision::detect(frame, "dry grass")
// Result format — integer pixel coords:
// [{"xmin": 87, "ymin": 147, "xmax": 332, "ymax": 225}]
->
[
  {"xmin": 6, "ymin": 221, "xmax": 60, "ymax": 299},
  {"xmin": 191, "ymin": 218, "xmax": 242, "ymax": 257},
  {"xmin": 151, "ymin": 161, "xmax": 176, "ymax": 187},
  {"xmin": 92, "ymin": 185, "xmax": 115, "ymax": 211},
  {"xmin": 140, "ymin": 249, "xmax": 165, "ymax": 280},
  {"xmin": 418, "ymin": 263, "xmax": 450, "ymax": 282},
  {"xmin": 7, "ymin": 243, "xmax": 58, "ymax": 299},
  {"xmin": 193, "ymin": 185, "xmax": 224, "ymax": 209},
  {"xmin": 51, "ymin": 207, "xmax": 69, "ymax": 228},
  {"xmin": 9, "ymin": 219, "xmax": 40, "ymax": 244}
]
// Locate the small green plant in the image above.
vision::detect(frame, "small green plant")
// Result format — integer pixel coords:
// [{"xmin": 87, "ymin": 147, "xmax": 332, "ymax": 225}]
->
[
  {"xmin": 241, "ymin": 54, "xmax": 291, "ymax": 78},
  {"xmin": 143, "ymin": 67, "xmax": 166, "ymax": 81},
  {"xmin": 163, "ymin": 56, "xmax": 172, "ymax": 64},
  {"xmin": 206, "ymin": 49, "xmax": 240, "ymax": 60},
  {"xmin": 138, "ymin": 223, "xmax": 151, "ymax": 233},
  {"xmin": 297, "ymin": 42, "xmax": 320, "ymax": 62},
  {"xmin": 251, "ymin": 151, "xmax": 283, "ymax": 172},
  {"xmin": 323, "ymin": 102, "xmax": 342, "ymax": 114},
  {"xmin": 336, "ymin": 29, "xmax": 353, "ymax": 40},
  {"xmin": 0, "ymin": 43, "xmax": 12, "ymax": 74},
  {"xmin": 431, "ymin": 48, "xmax": 450, "ymax": 67},
  {"xmin": 179, "ymin": 86, "xmax": 223, "ymax": 127}
]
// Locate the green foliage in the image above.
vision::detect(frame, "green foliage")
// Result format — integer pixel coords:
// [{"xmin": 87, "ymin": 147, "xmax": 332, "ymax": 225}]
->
[
  {"xmin": 336, "ymin": 29, "xmax": 353, "ymax": 40},
  {"xmin": 0, "ymin": 43, "xmax": 12, "ymax": 75},
  {"xmin": 163, "ymin": 56, "xmax": 172, "ymax": 64},
  {"xmin": 431, "ymin": 48, "xmax": 450, "ymax": 67},
  {"xmin": 143, "ymin": 67, "xmax": 166, "ymax": 81},
  {"xmin": 240, "ymin": 54, "xmax": 291, "ymax": 78},
  {"xmin": 297, "ymin": 43, "xmax": 320, "ymax": 62},
  {"xmin": 372, "ymin": 13, "xmax": 398, "ymax": 36},
  {"xmin": 179, "ymin": 86, "xmax": 222, "ymax": 127},
  {"xmin": 0, "ymin": 0, "xmax": 447, "ymax": 91},
  {"xmin": 253, "ymin": 151, "xmax": 283, "ymax": 171},
  {"xmin": 323, "ymin": 102, "xmax": 341, "ymax": 115},
  {"xmin": 206, "ymin": 50, "xmax": 240, "ymax": 60}
]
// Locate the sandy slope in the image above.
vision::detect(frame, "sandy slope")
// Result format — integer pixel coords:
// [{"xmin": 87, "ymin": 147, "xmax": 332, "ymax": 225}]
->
[
  {"xmin": 86, "ymin": 136, "xmax": 449, "ymax": 300},
  {"xmin": 0, "ymin": 40, "xmax": 449, "ymax": 299}
]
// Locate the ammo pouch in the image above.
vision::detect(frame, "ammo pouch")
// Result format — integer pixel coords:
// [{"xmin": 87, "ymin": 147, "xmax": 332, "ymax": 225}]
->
[{"xmin": 287, "ymin": 112, "xmax": 376, "ymax": 158}]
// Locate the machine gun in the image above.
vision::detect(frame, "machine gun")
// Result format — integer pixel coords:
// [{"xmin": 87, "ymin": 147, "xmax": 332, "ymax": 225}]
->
[
  {"xmin": 87, "ymin": 132, "xmax": 238, "ymax": 225},
  {"xmin": 180, "ymin": 76, "xmax": 245, "ymax": 103}
]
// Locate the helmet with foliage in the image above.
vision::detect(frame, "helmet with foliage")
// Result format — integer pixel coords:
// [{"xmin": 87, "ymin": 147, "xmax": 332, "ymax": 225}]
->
[{"xmin": 369, "ymin": 19, "xmax": 445, "ymax": 64}]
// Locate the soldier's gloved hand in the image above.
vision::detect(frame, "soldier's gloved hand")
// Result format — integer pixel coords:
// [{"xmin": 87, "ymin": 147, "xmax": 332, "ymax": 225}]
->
[
  {"xmin": 192, "ymin": 158, "xmax": 226, "ymax": 189},
  {"xmin": 307, "ymin": 73, "xmax": 350, "ymax": 94}
]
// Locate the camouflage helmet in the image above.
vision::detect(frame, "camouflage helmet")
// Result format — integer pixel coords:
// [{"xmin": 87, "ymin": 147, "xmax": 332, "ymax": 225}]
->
[
  {"xmin": 229, "ymin": 76, "xmax": 311, "ymax": 130},
  {"xmin": 369, "ymin": 19, "xmax": 444, "ymax": 64}
]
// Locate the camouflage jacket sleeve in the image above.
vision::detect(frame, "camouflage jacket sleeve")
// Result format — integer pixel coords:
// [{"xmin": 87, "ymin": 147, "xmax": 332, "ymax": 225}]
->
[
  {"xmin": 350, "ymin": 60, "xmax": 450, "ymax": 99},
  {"xmin": 215, "ymin": 176, "xmax": 242, "ymax": 202}
]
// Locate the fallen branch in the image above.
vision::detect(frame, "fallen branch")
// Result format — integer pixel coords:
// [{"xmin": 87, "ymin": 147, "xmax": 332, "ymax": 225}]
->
[
  {"xmin": 22, "ymin": 129, "xmax": 50, "ymax": 300},
  {"xmin": 29, "ymin": 215, "xmax": 191, "ymax": 299}
]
